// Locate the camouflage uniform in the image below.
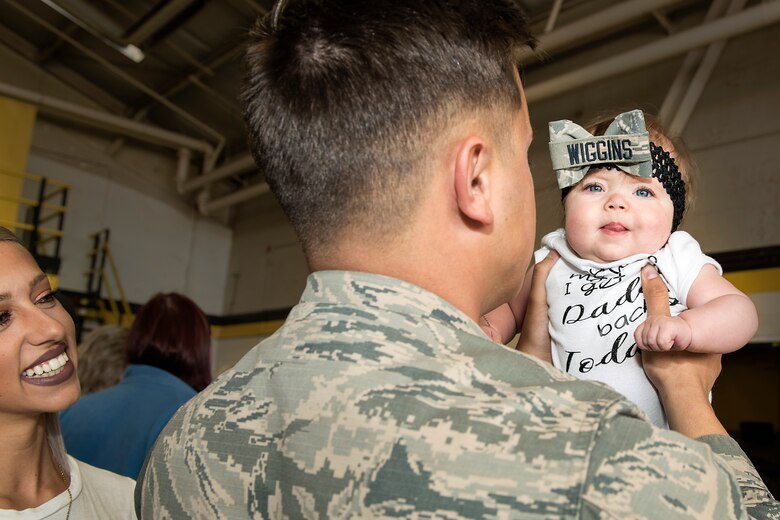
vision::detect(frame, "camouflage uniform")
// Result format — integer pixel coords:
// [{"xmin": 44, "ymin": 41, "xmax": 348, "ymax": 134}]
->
[{"xmin": 137, "ymin": 271, "xmax": 779, "ymax": 519}]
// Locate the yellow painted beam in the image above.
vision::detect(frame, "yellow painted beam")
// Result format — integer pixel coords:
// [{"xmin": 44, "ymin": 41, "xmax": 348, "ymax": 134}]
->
[
  {"xmin": 725, "ymin": 267, "xmax": 780, "ymax": 294},
  {"xmin": 0, "ymin": 97, "xmax": 36, "ymax": 224},
  {"xmin": 211, "ymin": 320, "xmax": 286, "ymax": 339}
]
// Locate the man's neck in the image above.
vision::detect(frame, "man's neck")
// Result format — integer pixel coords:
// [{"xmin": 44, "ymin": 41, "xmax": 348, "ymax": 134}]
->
[{"xmin": 310, "ymin": 234, "xmax": 486, "ymax": 324}]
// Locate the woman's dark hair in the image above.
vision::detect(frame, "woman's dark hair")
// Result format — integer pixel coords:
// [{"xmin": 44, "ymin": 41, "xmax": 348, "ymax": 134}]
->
[{"xmin": 127, "ymin": 293, "xmax": 212, "ymax": 392}]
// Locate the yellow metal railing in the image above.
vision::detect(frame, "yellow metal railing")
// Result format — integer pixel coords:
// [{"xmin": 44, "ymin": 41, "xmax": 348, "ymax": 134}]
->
[
  {"xmin": 85, "ymin": 230, "xmax": 133, "ymax": 326},
  {"xmin": 0, "ymin": 168, "xmax": 69, "ymax": 259}
]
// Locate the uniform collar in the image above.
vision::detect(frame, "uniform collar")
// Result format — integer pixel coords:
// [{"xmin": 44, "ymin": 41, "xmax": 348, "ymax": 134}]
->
[{"xmin": 295, "ymin": 270, "xmax": 485, "ymax": 338}]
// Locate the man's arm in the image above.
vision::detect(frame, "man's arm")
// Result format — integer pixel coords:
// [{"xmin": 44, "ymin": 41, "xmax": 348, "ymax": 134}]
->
[
  {"xmin": 640, "ymin": 264, "xmax": 728, "ymax": 437},
  {"xmin": 635, "ymin": 264, "xmax": 779, "ymax": 517},
  {"xmin": 583, "ymin": 410, "xmax": 780, "ymax": 519}
]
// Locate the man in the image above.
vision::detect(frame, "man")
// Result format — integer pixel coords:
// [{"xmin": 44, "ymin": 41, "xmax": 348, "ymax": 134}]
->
[{"xmin": 137, "ymin": 0, "xmax": 778, "ymax": 517}]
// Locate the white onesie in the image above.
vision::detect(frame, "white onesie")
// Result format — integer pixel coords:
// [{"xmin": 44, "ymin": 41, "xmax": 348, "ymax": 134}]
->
[{"xmin": 535, "ymin": 228, "xmax": 721, "ymax": 427}]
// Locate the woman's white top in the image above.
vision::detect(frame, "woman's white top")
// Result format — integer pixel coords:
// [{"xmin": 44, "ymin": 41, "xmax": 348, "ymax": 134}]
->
[{"xmin": 0, "ymin": 455, "xmax": 136, "ymax": 519}]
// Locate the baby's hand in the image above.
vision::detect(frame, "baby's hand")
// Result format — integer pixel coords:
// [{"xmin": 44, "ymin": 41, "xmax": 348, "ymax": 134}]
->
[
  {"xmin": 479, "ymin": 316, "xmax": 502, "ymax": 343},
  {"xmin": 634, "ymin": 315, "xmax": 693, "ymax": 351}
]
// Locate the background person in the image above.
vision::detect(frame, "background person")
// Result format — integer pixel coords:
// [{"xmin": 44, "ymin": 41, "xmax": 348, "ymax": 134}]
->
[
  {"xmin": 61, "ymin": 292, "xmax": 212, "ymax": 479},
  {"xmin": 74, "ymin": 324, "xmax": 129, "ymax": 395},
  {"xmin": 137, "ymin": 1, "xmax": 778, "ymax": 517},
  {"xmin": 0, "ymin": 226, "xmax": 135, "ymax": 519}
]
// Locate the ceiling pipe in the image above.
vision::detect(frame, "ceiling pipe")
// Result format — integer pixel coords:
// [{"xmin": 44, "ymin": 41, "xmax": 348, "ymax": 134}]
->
[
  {"xmin": 525, "ymin": 0, "xmax": 780, "ymax": 103},
  {"xmin": 175, "ymin": 148, "xmax": 192, "ymax": 191},
  {"xmin": 0, "ymin": 80, "xmax": 214, "ymax": 156},
  {"xmin": 199, "ymin": 182, "xmax": 270, "ymax": 215},
  {"xmin": 518, "ymin": 0, "xmax": 688, "ymax": 63},
  {"xmin": 180, "ymin": 153, "xmax": 255, "ymax": 193}
]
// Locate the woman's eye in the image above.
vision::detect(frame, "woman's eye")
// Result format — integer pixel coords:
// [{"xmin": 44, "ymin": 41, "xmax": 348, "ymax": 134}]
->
[
  {"xmin": 635, "ymin": 188, "xmax": 653, "ymax": 198},
  {"xmin": 0, "ymin": 311, "xmax": 10, "ymax": 328},
  {"xmin": 584, "ymin": 183, "xmax": 603, "ymax": 192},
  {"xmin": 35, "ymin": 292, "xmax": 57, "ymax": 307}
]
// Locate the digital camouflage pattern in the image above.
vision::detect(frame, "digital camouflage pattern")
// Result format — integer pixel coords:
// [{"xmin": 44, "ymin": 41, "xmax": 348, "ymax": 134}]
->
[
  {"xmin": 137, "ymin": 271, "xmax": 779, "ymax": 519},
  {"xmin": 549, "ymin": 109, "xmax": 652, "ymax": 189}
]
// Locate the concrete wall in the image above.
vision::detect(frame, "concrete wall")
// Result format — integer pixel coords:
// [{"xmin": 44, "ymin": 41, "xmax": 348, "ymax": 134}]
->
[{"xmin": 24, "ymin": 149, "xmax": 232, "ymax": 317}]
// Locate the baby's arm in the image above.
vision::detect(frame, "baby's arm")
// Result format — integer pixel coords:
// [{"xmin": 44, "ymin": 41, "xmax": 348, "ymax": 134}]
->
[
  {"xmin": 635, "ymin": 264, "xmax": 757, "ymax": 353},
  {"xmin": 480, "ymin": 266, "xmax": 533, "ymax": 344},
  {"xmin": 480, "ymin": 304, "xmax": 517, "ymax": 343}
]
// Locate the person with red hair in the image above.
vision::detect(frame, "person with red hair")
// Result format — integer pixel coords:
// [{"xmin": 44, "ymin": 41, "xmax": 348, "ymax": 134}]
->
[{"xmin": 60, "ymin": 292, "xmax": 212, "ymax": 479}]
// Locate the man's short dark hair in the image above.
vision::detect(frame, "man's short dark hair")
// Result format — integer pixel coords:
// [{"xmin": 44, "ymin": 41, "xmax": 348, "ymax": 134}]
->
[{"xmin": 242, "ymin": 0, "xmax": 535, "ymax": 257}]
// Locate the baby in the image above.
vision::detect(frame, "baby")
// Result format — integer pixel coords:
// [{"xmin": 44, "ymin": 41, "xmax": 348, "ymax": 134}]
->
[{"xmin": 483, "ymin": 110, "xmax": 757, "ymax": 427}]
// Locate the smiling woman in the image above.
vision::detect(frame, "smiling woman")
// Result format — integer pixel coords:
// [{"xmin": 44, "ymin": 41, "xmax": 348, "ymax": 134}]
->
[{"xmin": 0, "ymin": 227, "xmax": 136, "ymax": 519}]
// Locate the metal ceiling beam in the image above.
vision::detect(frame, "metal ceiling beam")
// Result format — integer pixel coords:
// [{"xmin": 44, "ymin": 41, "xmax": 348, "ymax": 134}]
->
[
  {"xmin": 34, "ymin": 23, "xmax": 78, "ymax": 63},
  {"xmin": 667, "ymin": 0, "xmax": 747, "ymax": 135},
  {"xmin": 518, "ymin": 0, "xmax": 688, "ymax": 63},
  {"xmin": 123, "ymin": 0, "xmax": 201, "ymax": 46},
  {"xmin": 135, "ymin": 43, "xmax": 244, "ymax": 115},
  {"xmin": 658, "ymin": 0, "xmax": 746, "ymax": 135},
  {"xmin": 651, "ymin": 11, "xmax": 676, "ymax": 35},
  {"xmin": 8, "ymin": 0, "xmax": 225, "ymax": 147},
  {"xmin": 107, "ymin": 42, "xmax": 243, "ymax": 163},
  {"xmin": 659, "ymin": 0, "xmax": 732, "ymax": 123},
  {"xmin": 39, "ymin": 64, "xmax": 129, "ymax": 115},
  {"xmin": 0, "ymin": 23, "xmax": 128, "ymax": 114},
  {"xmin": 525, "ymin": 0, "xmax": 780, "ymax": 103},
  {"xmin": 543, "ymin": 0, "xmax": 564, "ymax": 34}
]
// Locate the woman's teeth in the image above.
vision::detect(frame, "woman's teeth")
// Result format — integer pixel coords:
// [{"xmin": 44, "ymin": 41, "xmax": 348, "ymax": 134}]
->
[{"xmin": 23, "ymin": 352, "xmax": 69, "ymax": 378}]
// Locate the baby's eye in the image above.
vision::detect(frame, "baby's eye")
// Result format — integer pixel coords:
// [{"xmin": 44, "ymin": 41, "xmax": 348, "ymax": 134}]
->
[
  {"xmin": 584, "ymin": 183, "xmax": 603, "ymax": 192},
  {"xmin": 635, "ymin": 187, "xmax": 653, "ymax": 198}
]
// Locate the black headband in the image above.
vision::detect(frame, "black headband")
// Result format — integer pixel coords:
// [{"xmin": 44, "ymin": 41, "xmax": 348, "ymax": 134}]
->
[{"xmin": 561, "ymin": 141, "xmax": 686, "ymax": 232}]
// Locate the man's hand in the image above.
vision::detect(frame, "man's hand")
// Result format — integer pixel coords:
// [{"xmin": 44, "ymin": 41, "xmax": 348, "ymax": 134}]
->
[
  {"xmin": 640, "ymin": 264, "xmax": 726, "ymax": 437},
  {"xmin": 515, "ymin": 251, "xmax": 558, "ymax": 362},
  {"xmin": 634, "ymin": 268, "xmax": 693, "ymax": 350}
]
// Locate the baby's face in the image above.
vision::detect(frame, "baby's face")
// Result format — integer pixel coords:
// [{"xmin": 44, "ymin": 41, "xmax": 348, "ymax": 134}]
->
[{"xmin": 564, "ymin": 168, "xmax": 674, "ymax": 263}]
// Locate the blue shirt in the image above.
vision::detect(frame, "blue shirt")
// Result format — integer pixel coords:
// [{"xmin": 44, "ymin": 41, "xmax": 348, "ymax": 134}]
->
[{"xmin": 61, "ymin": 364, "xmax": 196, "ymax": 479}]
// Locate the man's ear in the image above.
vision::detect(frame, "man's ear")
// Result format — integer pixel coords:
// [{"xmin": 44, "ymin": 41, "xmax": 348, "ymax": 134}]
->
[{"xmin": 453, "ymin": 136, "xmax": 494, "ymax": 226}]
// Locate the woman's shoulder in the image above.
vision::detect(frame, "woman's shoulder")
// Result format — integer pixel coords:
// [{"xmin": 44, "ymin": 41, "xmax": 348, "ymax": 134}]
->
[
  {"xmin": 70, "ymin": 456, "xmax": 136, "ymax": 517},
  {"xmin": 73, "ymin": 456, "xmax": 134, "ymax": 485}
]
